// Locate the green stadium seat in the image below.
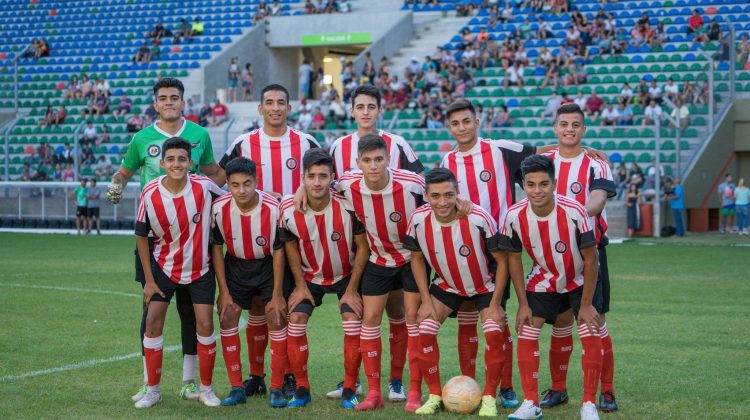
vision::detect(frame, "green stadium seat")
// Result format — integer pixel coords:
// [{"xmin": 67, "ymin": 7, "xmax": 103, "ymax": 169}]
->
[
  {"xmin": 618, "ymin": 140, "xmax": 631, "ymax": 150},
  {"xmin": 624, "ymin": 153, "xmax": 636, "ymax": 163},
  {"xmin": 637, "ymin": 152, "xmax": 652, "ymax": 163}
]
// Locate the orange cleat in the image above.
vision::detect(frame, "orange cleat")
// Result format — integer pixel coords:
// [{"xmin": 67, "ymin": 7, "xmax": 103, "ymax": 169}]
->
[
  {"xmin": 354, "ymin": 393, "xmax": 385, "ymax": 411},
  {"xmin": 404, "ymin": 390, "xmax": 422, "ymax": 412}
]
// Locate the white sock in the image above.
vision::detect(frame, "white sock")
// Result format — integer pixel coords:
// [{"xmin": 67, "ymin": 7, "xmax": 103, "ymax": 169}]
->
[
  {"xmin": 199, "ymin": 384, "xmax": 212, "ymax": 393},
  {"xmin": 142, "ymin": 356, "xmax": 148, "ymax": 384},
  {"xmin": 182, "ymin": 354, "xmax": 197, "ymax": 383},
  {"xmin": 148, "ymin": 384, "xmax": 161, "ymax": 392}
]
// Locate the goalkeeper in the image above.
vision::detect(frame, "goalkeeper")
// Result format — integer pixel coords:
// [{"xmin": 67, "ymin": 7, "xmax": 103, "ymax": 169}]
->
[{"xmin": 108, "ymin": 78, "xmax": 225, "ymax": 403}]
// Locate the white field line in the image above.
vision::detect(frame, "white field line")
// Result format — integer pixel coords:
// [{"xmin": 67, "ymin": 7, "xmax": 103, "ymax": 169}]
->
[{"xmin": 0, "ymin": 282, "xmax": 142, "ymax": 298}]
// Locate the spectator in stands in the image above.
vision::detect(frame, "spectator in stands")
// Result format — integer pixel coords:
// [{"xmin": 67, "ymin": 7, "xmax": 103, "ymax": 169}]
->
[
  {"xmin": 62, "ymin": 163, "xmax": 75, "ymax": 181},
  {"xmin": 134, "ymin": 42, "xmax": 151, "ymax": 63},
  {"xmin": 254, "ymin": 2, "xmax": 269, "ymax": 23},
  {"xmin": 19, "ymin": 39, "xmax": 40, "ymax": 60},
  {"xmin": 619, "ymin": 82, "xmax": 633, "ymax": 106},
  {"xmin": 312, "ymin": 106, "xmax": 325, "ymax": 130},
  {"xmin": 328, "ymin": 93, "xmax": 348, "ymax": 125},
  {"xmin": 33, "ymin": 37, "xmax": 50, "ymax": 59},
  {"xmin": 270, "ymin": 0, "xmax": 283, "ymax": 15},
  {"xmin": 37, "ymin": 105, "xmax": 55, "ymax": 126},
  {"xmin": 146, "ymin": 22, "xmax": 166, "ymax": 43},
  {"xmin": 247, "ymin": 119, "xmax": 261, "ymax": 132},
  {"xmin": 503, "ymin": 60, "xmax": 524, "ymax": 89},
  {"xmin": 97, "ymin": 124, "xmax": 110, "ymax": 147},
  {"xmin": 53, "ymin": 163, "xmax": 63, "ymax": 182},
  {"xmin": 492, "ymin": 104, "xmax": 510, "ymax": 128},
  {"xmin": 37, "ymin": 142, "xmax": 52, "ymax": 165},
  {"xmin": 208, "ymin": 99, "xmax": 228, "ymax": 126},
  {"xmin": 563, "ymin": 63, "xmax": 588, "ymax": 86},
  {"xmin": 80, "ymin": 143, "xmax": 95, "ymax": 166},
  {"xmin": 601, "ymin": 103, "xmax": 619, "ymax": 126},
  {"xmin": 629, "ymin": 23, "xmax": 645, "ymax": 47},
  {"xmin": 189, "ymin": 18, "xmax": 204, "ymax": 42},
  {"xmin": 537, "ymin": 46, "xmax": 553, "ymax": 67},
  {"xmin": 338, "ymin": 0, "xmax": 352, "ymax": 12},
  {"xmin": 718, "ymin": 173, "xmax": 737, "ymax": 233},
  {"xmin": 227, "ymin": 57, "xmax": 240, "ymax": 103},
  {"xmin": 670, "ymin": 98, "xmax": 690, "ymax": 130},
  {"xmin": 63, "ymin": 76, "xmax": 81, "ymax": 100},
  {"xmin": 79, "ymin": 75, "xmax": 94, "ymax": 100},
  {"xmin": 184, "ymin": 97, "xmax": 198, "ymax": 116},
  {"xmin": 636, "ymin": 78, "xmax": 650, "ymax": 107},
  {"xmin": 643, "ymin": 99, "xmax": 662, "ymax": 125},
  {"xmin": 663, "ymin": 77, "xmax": 679, "ymax": 102},
  {"xmin": 112, "ymin": 93, "xmax": 132, "ymax": 120},
  {"xmin": 573, "ymin": 91, "xmax": 587, "ymax": 109},
  {"xmin": 738, "ymin": 35, "xmax": 750, "ymax": 67},
  {"xmin": 539, "ymin": 60, "xmax": 560, "ymax": 90},
  {"xmin": 686, "ymin": 9, "xmax": 703, "ymax": 35},
  {"xmin": 21, "ymin": 163, "xmax": 34, "ymax": 182},
  {"xmin": 197, "ymin": 102, "xmax": 211, "ymax": 126},
  {"xmin": 537, "ymin": 17, "xmax": 553, "ymax": 40},
  {"xmin": 87, "ymin": 95, "xmax": 109, "ymax": 117},
  {"xmin": 693, "ymin": 80, "xmax": 709, "ymax": 105},
  {"xmin": 617, "ymin": 102, "xmax": 634, "ymax": 125},
  {"xmin": 81, "ymin": 122, "xmax": 98, "ymax": 146},
  {"xmin": 185, "ymin": 108, "xmax": 199, "ymax": 124},
  {"xmin": 667, "ymin": 177, "xmax": 685, "ymax": 237},
  {"xmin": 651, "ymin": 21, "xmax": 667, "ymax": 49},
  {"xmin": 692, "ymin": 23, "xmax": 709, "ymax": 45},
  {"xmin": 735, "ymin": 178, "xmax": 750, "ymax": 235},
  {"xmin": 585, "ymin": 91, "xmax": 605, "ymax": 119},
  {"xmin": 127, "ymin": 113, "xmax": 145, "ymax": 132},
  {"xmin": 543, "ymin": 92, "xmax": 562, "ymax": 120},
  {"xmin": 298, "ymin": 60, "xmax": 313, "ymax": 100},
  {"xmin": 143, "ymin": 101, "xmax": 158, "ymax": 124},
  {"xmin": 615, "ymin": 163, "xmax": 629, "ymax": 199},
  {"xmin": 94, "ymin": 78, "xmax": 110, "ymax": 99},
  {"xmin": 174, "ymin": 18, "xmax": 192, "ymax": 44},
  {"xmin": 648, "ymin": 79, "xmax": 662, "ymax": 104},
  {"xmin": 565, "ymin": 25, "xmax": 582, "ymax": 48},
  {"xmin": 297, "ymin": 107, "xmax": 313, "ymax": 131},
  {"xmin": 426, "ymin": 107, "xmax": 444, "ymax": 129},
  {"xmin": 626, "ymin": 183, "xmax": 641, "ymax": 237}
]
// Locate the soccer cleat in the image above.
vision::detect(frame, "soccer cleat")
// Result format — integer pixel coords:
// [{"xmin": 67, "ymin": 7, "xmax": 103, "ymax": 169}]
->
[
  {"xmin": 325, "ymin": 379, "xmax": 363, "ymax": 399},
  {"xmin": 283, "ymin": 373, "xmax": 297, "ymax": 400},
  {"xmin": 134, "ymin": 390, "xmax": 162, "ymax": 408},
  {"xmin": 479, "ymin": 395, "xmax": 499, "ymax": 417},
  {"xmin": 287, "ymin": 387, "xmax": 312, "ymax": 408},
  {"xmin": 404, "ymin": 390, "xmax": 422, "ymax": 412},
  {"xmin": 221, "ymin": 386, "xmax": 247, "ymax": 406},
  {"xmin": 539, "ymin": 388, "xmax": 568, "ymax": 409},
  {"xmin": 415, "ymin": 394, "xmax": 442, "ymax": 415},
  {"xmin": 199, "ymin": 388, "xmax": 221, "ymax": 407},
  {"xmin": 243, "ymin": 375, "xmax": 267, "ymax": 397},
  {"xmin": 499, "ymin": 388, "xmax": 520, "ymax": 408},
  {"xmin": 599, "ymin": 391, "xmax": 618, "ymax": 413},
  {"xmin": 131, "ymin": 384, "xmax": 148, "ymax": 402},
  {"xmin": 179, "ymin": 381, "xmax": 200, "ymax": 400},
  {"xmin": 269, "ymin": 389, "xmax": 288, "ymax": 408},
  {"xmin": 508, "ymin": 399, "xmax": 543, "ymax": 420},
  {"xmin": 354, "ymin": 393, "xmax": 385, "ymax": 411},
  {"xmin": 388, "ymin": 378, "xmax": 407, "ymax": 401},
  {"xmin": 580, "ymin": 401, "xmax": 600, "ymax": 420},
  {"xmin": 341, "ymin": 391, "xmax": 360, "ymax": 410}
]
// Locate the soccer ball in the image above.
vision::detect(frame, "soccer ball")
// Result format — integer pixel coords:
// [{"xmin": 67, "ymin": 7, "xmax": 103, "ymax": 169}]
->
[{"xmin": 441, "ymin": 375, "xmax": 482, "ymax": 414}]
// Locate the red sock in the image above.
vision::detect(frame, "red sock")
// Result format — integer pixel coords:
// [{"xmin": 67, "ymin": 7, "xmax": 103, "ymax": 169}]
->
[
  {"xmin": 500, "ymin": 327, "xmax": 514, "ymax": 390},
  {"xmin": 406, "ymin": 323, "xmax": 422, "ymax": 394},
  {"xmin": 578, "ymin": 324, "xmax": 603, "ymax": 404},
  {"xmin": 457, "ymin": 311, "xmax": 479, "ymax": 379},
  {"xmin": 360, "ymin": 325, "xmax": 382, "ymax": 396},
  {"xmin": 599, "ymin": 323, "xmax": 615, "ymax": 394},
  {"xmin": 481, "ymin": 319, "xmax": 505, "ymax": 396},
  {"xmin": 517, "ymin": 326, "xmax": 541, "ymax": 405},
  {"xmin": 418, "ymin": 319, "xmax": 442, "ymax": 396},
  {"xmin": 246, "ymin": 315, "xmax": 268, "ymax": 378},
  {"xmin": 287, "ymin": 323, "xmax": 309, "ymax": 390},
  {"xmin": 220, "ymin": 328, "xmax": 243, "ymax": 387},
  {"xmin": 143, "ymin": 335, "xmax": 164, "ymax": 387},
  {"xmin": 269, "ymin": 327, "xmax": 288, "ymax": 390},
  {"xmin": 388, "ymin": 318, "xmax": 407, "ymax": 382},
  {"xmin": 343, "ymin": 320, "xmax": 362, "ymax": 391},
  {"xmin": 196, "ymin": 333, "xmax": 217, "ymax": 387},
  {"xmin": 549, "ymin": 325, "xmax": 573, "ymax": 391}
]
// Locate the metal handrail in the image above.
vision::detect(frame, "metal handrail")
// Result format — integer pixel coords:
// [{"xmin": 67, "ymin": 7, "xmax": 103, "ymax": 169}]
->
[
  {"xmin": 223, "ymin": 117, "xmax": 235, "ymax": 154},
  {"xmin": 72, "ymin": 119, "xmax": 86, "ymax": 181},
  {"xmin": 2, "ymin": 118, "xmax": 18, "ymax": 182}
]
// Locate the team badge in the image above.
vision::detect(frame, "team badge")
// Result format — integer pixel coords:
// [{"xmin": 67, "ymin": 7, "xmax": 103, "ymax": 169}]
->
[
  {"xmin": 389, "ymin": 211, "xmax": 402, "ymax": 223},
  {"xmin": 147, "ymin": 145, "xmax": 161, "ymax": 157},
  {"xmin": 459, "ymin": 245, "xmax": 472, "ymax": 257},
  {"xmin": 554, "ymin": 241, "xmax": 568, "ymax": 254},
  {"xmin": 191, "ymin": 142, "xmax": 200, "ymax": 149},
  {"xmin": 570, "ymin": 182, "xmax": 583, "ymax": 195},
  {"xmin": 256, "ymin": 236, "xmax": 268, "ymax": 247},
  {"xmin": 192, "ymin": 212, "xmax": 201, "ymax": 223},
  {"xmin": 331, "ymin": 231, "xmax": 342, "ymax": 242},
  {"xmin": 286, "ymin": 157, "xmax": 298, "ymax": 170},
  {"xmin": 479, "ymin": 170, "xmax": 492, "ymax": 183}
]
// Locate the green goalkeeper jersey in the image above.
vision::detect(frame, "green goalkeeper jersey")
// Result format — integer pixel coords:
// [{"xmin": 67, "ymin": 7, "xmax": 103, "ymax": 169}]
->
[{"xmin": 121, "ymin": 119, "xmax": 215, "ymax": 189}]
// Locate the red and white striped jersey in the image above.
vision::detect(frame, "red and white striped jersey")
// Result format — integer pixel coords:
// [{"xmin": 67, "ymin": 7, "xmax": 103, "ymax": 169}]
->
[
  {"xmin": 278, "ymin": 193, "xmax": 365, "ymax": 286},
  {"xmin": 337, "ymin": 168, "xmax": 425, "ymax": 268},
  {"xmin": 329, "ymin": 130, "xmax": 424, "ymax": 179},
  {"xmin": 210, "ymin": 190, "xmax": 282, "ymax": 260},
  {"xmin": 499, "ymin": 195, "xmax": 596, "ymax": 293},
  {"xmin": 404, "ymin": 203, "xmax": 500, "ymax": 297},
  {"xmin": 135, "ymin": 174, "xmax": 225, "ymax": 284},
  {"xmin": 220, "ymin": 126, "xmax": 319, "ymax": 196},
  {"xmin": 441, "ymin": 138, "xmax": 535, "ymax": 226},
  {"xmin": 542, "ymin": 149, "xmax": 616, "ymax": 246}
]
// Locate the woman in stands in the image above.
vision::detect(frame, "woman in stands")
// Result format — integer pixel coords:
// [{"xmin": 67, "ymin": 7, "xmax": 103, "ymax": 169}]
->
[
  {"xmin": 626, "ymin": 184, "xmax": 641, "ymax": 237},
  {"xmin": 63, "ymin": 76, "xmax": 81, "ymax": 100}
]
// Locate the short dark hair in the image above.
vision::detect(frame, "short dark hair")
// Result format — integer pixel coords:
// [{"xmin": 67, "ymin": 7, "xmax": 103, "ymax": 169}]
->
[
  {"xmin": 357, "ymin": 133, "xmax": 388, "ymax": 156},
  {"xmin": 153, "ymin": 78, "xmax": 185, "ymax": 99},
  {"xmin": 161, "ymin": 137, "xmax": 192, "ymax": 158},
  {"xmin": 261, "ymin": 84, "xmax": 289, "ymax": 103},
  {"xmin": 351, "ymin": 85, "xmax": 381, "ymax": 108},
  {"xmin": 521, "ymin": 155, "xmax": 556, "ymax": 181},
  {"xmin": 425, "ymin": 168, "xmax": 457, "ymax": 189},
  {"xmin": 444, "ymin": 99, "xmax": 476, "ymax": 120},
  {"xmin": 224, "ymin": 157, "xmax": 257, "ymax": 178},
  {"xmin": 555, "ymin": 103, "xmax": 585, "ymax": 122},
  {"xmin": 302, "ymin": 148, "xmax": 333, "ymax": 173}
]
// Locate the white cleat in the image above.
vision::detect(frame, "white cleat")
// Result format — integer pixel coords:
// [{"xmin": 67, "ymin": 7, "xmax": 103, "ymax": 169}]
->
[
  {"xmin": 199, "ymin": 389, "xmax": 221, "ymax": 407},
  {"xmin": 508, "ymin": 399, "xmax": 543, "ymax": 420},
  {"xmin": 325, "ymin": 380, "xmax": 363, "ymax": 399},
  {"xmin": 131, "ymin": 385, "xmax": 148, "ymax": 402},
  {"xmin": 387, "ymin": 380, "xmax": 407, "ymax": 402},
  {"xmin": 179, "ymin": 382, "xmax": 200, "ymax": 400},
  {"xmin": 134, "ymin": 390, "xmax": 162, "ymax": 408},
  {"xmin": 580, "ymin": 401, "xmax": 600, "ymax": 420}
]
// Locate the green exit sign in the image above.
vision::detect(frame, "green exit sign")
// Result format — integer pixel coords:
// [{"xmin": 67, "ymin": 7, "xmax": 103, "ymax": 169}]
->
[{"xmin": 301, "ymin": 32, "xmax": 372, "ymax": 46}]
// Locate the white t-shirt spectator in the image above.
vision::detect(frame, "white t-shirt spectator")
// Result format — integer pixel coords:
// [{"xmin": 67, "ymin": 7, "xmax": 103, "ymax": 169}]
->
[
  {"xmin": 83, "ymin": 125, "xmax": 97, "ymax": 140},
  {"xmin": 298, "ymin": 110, "xmax": 312, "ymax": 130},
  {"xmin": 566, "ymin": 28, "xmax": 581, "ymax": 43},
  {"xmin": 648, "ymin": 85, "xmax": 662, "ymax": 99},
  {"xmin": 664, "ymin": 82, "xmax": 679, "ymax": 97},
  {"xmin": 620, "ymin": 86, "xmax": 633, "ymax": 99},
  {"xmin": 507, "ymin": 65, "xmax": 523, "ymax": 82},
  {"xmin": 546, "ymin": 95, "xmax": 562, "ymax": 116},
  {"xmin": 671, "ymin": 105, "xmax": 690, "ymax": 120},
  {"xmin": 574, "ymin": 95, "xmax": 588, "ymax": 110},
  {"xmin": 645, "ymin": 104, "xmax": 662, "ymax": 120},
  {"xmin": 601, "ymin": 107, "xmax": 619, "ymax": 121}
]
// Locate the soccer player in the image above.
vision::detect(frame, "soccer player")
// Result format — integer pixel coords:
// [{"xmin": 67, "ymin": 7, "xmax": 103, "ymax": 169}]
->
[
  {"xmin": 278, "ymin": 149, "xmax": 370, "ymax": 409},
  {"xmin": 500, "ymin": 155, "xmax": 603, "ymax": 420},
  {"xmin": 134, "ymin": 137, "xmax": 225, "ymax": 408},
  {"xmin": 220, "ymin": 83, "xmax": 319, "ymax": 398},
  {"xmin": 106, "ymin": 77, "xmax": 225, "ymax": 403},
  {"xmin": 71, "ymin": 178, "xmax": 89, "ymax": 234},
  {"xmin": 209, "ymin": 157, "xmax": 289, "ymax": 408},
  {"xmin": 334, "ymin": 134, "xmax": 426, "ymax": 411},
  {"xmin": 404, "ymin": 168, "xmax": 508, "ymax": 417},
  {"xmin": 539, "ymin": 103, "xmax": 618, "ymax": 412}
]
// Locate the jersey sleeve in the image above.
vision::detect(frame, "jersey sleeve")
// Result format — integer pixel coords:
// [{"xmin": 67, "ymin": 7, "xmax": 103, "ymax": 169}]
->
[
  {"xmin": 590, "ymin": 159, "xmax": 617, "ymax": 198},
  {"xmin": 134, "ymin": 192, "xmax": 150, "ymax": 237},
  {"xmin": 573, "ymin": 204, "xmax": 597, "ymax": 249},
  {"xmin": 121, "ymin": 135, "xmax": 141, "ymax": 172},
  {"xmin": 198, "ymin": 131, "xmax": 215, "ymax": 167},
  {"xmin": 210, "ymin": 220, "xmax": 225, "ymax": 246},
  {"xmin": 474, "ymin": 209, "xmax": 501, "ymax": 252},
  {"xmin": 219, "ymin": 134, "xmax": 244, "ymax": 168},
  {"xmin": 339, "ymin": 197, "xmax": 366, "ymax": 235},
  {"xmin": 397, "ymin": 143, "xmax": 425, "ymax": 174},
  {"xmin": 277, "ymin": 207, "xmax": 299, "ymax": 243},
  {"xmin": 493, "ymin": 140, "xmax": 536, "ymax": 185},
  {"xmin": 403, "ymin": 214, "xmax": 422, "ymax": 252},
  {"xmin": 497, "ymin": 212, "xmax": 523, "ymax": 253}
]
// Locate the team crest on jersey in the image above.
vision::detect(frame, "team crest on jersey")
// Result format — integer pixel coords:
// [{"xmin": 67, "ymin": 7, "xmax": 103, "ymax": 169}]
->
[
  {"xmin": 147, "ymin": 145, "xmax": 161, "ymax": 157},
  {"xmin": 570, "ymin": 182, "xmax": 583, "ymax": 195},
  {"xmin": 286, "ymin": 158, "xmax": 298, "ymax": 170},
  {"xmin": 256, "ymin": 236, "xmax": 268, "ymax": 247},
  {"xmin": 479, "ymin": 170, "xmax": 492, "ymax": 183},
  {"xmin": 459, "ymin": 245, "xmax": 472, "ymax": 257},
  {"xmin": 389, "ymin": 211, "xmax": 402, "ymax": 223},
  {"xmin": 331, "ymin": 231, "xmax": 342, "ymax": 242},
  {"xmin": 192, "ymin": 212, "xmax": 201, "ymax": 223},
  {"xmin": 554, "ymin": 241, "xmax": 568, "ymax": 254}
]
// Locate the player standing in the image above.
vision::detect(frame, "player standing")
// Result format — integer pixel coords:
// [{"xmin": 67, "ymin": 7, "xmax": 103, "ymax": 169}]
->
[
  {"xmin": 133, "ymin": 137, "xmax": 225, "ymax": 408},
  {"xmin": 107, "ymin": 78, "xmax": 225, "ymax": 402},
  {"xmin": 72, "ymin": 178, "xmax": 89, "ymax": 234},
  {"xmin": 278, "ymin": 149, "xmax": 370, "ymax": 409},
  {"xmin": 404, "ymin": 168, "xmax": 508, "ymax": 417},
  {"xmin": 500, "ymin": 155, "xmax": 603, "ymax": 420}
]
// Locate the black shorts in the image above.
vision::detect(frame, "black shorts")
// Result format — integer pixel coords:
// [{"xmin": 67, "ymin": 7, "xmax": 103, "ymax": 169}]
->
[
  {"xmin": 594, "ymin": 246, "xmax": 610, "ymax": 314},
  {"xmin": 430, "ymin": 283, "xmax": 494, "ymax": 313},
  {"xmin": 291, "ymin": 276, "xmax": 357, "ymax": 315},
  {"xmin": 360, "ymin": 261, "xmax": 417, "ymax": 296},
  {"xmin": 149, "ymin": 263, "xmax": 216, "ymax": 305},
  {"xmin": 224, "ymin": 254, "xmax": 274, "ymax": 310},
  {"xmin": 135, "ymin": 237, "xmax": 156, "ymax": 284},
  {"xmin": 527, "ymin": 287, "xmax": 584, "ymax": 323},
  {"xmin": 76, "ymin": 206, "xmax": 88, "ymax": 217},
  {"xmin": 88, "ymin": 207, "xmax": 100, "ymax": 218}
]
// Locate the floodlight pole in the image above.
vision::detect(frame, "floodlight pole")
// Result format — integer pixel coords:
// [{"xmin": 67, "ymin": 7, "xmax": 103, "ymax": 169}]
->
[{"xmin": 654, "ymin": 118, "xmax": 661, "ymax": 238}]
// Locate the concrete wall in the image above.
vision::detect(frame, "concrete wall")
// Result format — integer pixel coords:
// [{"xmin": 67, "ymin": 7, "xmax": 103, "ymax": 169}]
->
[{"xmin": 351, "ymin": 11, "xmax": 414, "ymax": 78}]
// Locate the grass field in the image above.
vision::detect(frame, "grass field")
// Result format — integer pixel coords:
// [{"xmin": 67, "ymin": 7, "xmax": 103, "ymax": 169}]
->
[{"xmin": 1, "ymin": 232, "xmax": 748, "ymax": 419}]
